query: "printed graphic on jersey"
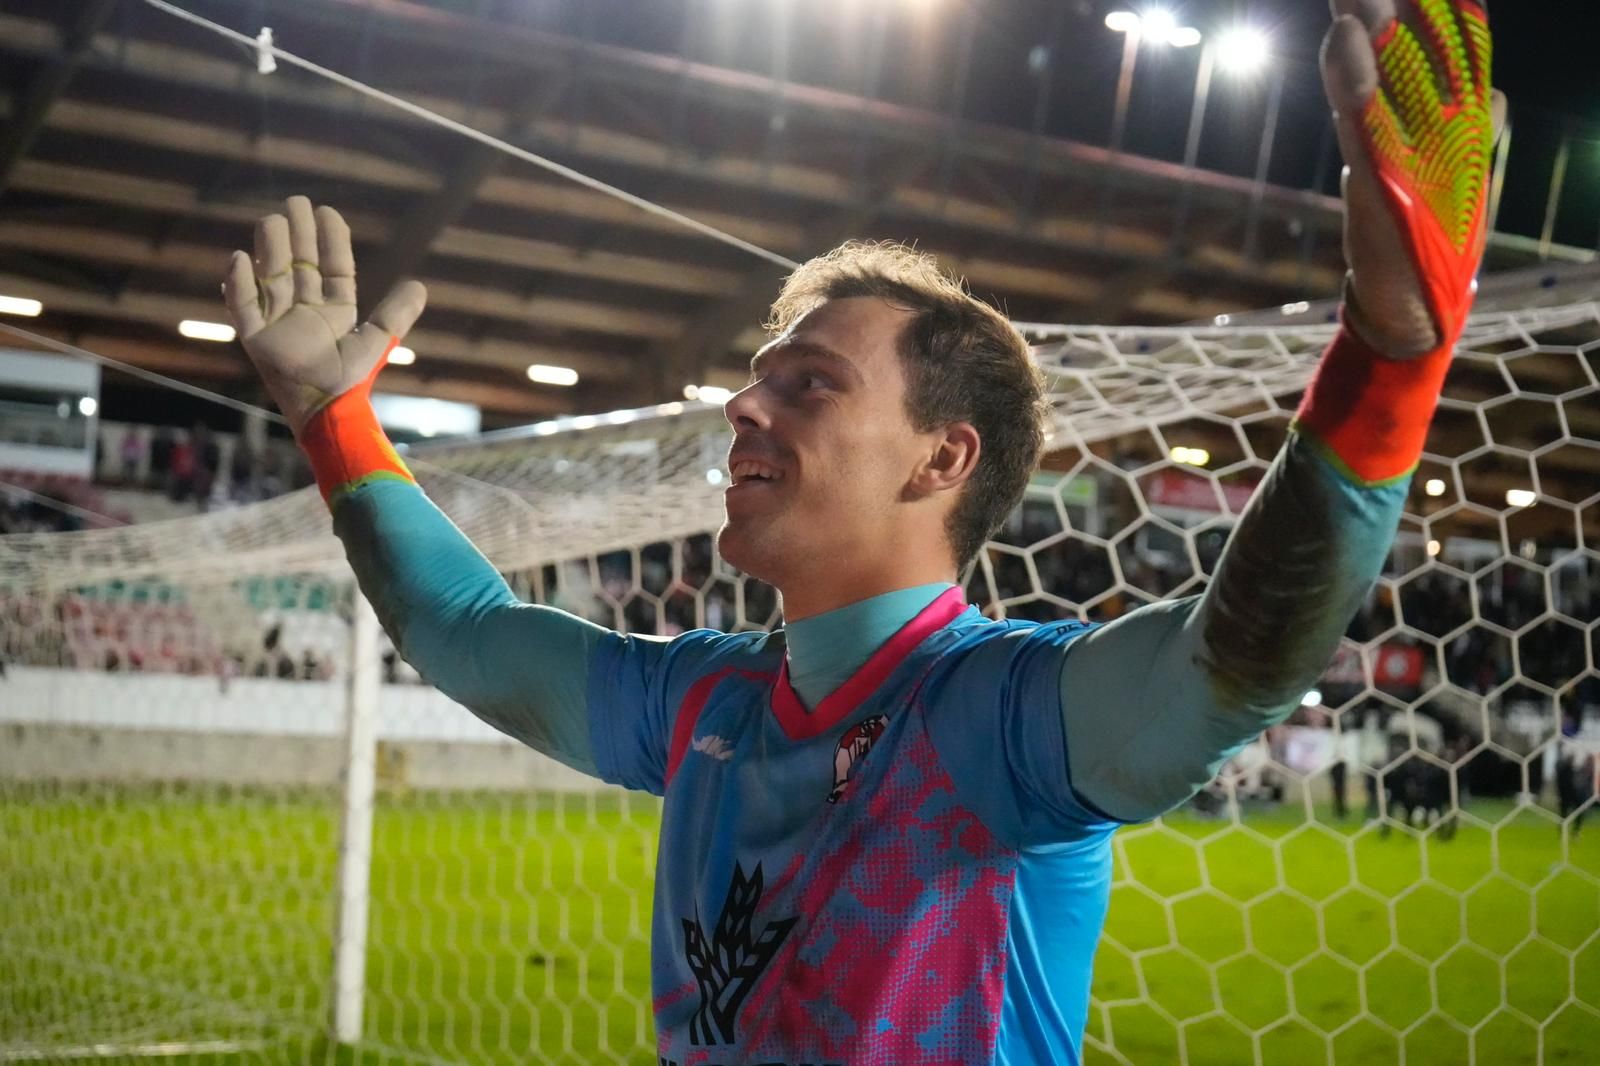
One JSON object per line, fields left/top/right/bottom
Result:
{"left": 692, "top": 734, "right": 735, "bottom": 761}
{"left": 827, "top": 714, "right": 888, "bottom": 803}
{"left": 680, "top": 861, "right": 797, "bottom": 1046}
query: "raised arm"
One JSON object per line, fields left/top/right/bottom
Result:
{"left": 1060, "top": 0, "right": 1499, "bottom": 821}
{"left": 222, "top": 197, "right": 607, "bottom": 775}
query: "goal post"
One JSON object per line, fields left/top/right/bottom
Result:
{"left": 2, "top": 271, "right": 1597, "bottom": 1064}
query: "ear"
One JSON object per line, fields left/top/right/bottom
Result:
{"left": 909, "top": 421, "right": 981, "bottom": 498}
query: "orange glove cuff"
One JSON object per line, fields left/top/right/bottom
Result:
{"left": 296, "top": 337, "right": 414, "bottom": 507}
{"left": 1293, "top": 322, "right": 1452, "bottom": 487}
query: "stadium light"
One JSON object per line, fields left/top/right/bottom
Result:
{"left": 1301, "top": 690, "right": 1323, "bottom": 708}
{"left": 1424, "top": 478, "right": 1447, "bottom": 497}
{"left": 705, "top": 469, "right": 726, "bottom": 486}
{"left": 1141, "top": 9, "right": 1179, "bottom": 44}
{"left": 527, "top": 363, "right": 579, "bottom": 387}
{"left": 0, "top": 295, "right": 43, "bottom": 317}
{"left": 387, "top": 345, "right": 416, "bottom": 365}
{"left": 1105, "top": 11, "right": 1140, "bottom": 33}
{"left": 1428, "top": 539, "right": 1443, "bottom": 557}
{"left": 178, "top": 319, "right": 236, "bottom": 343}
{"left": 78, "top": 396, "right": 98, "bottom": 418}
{"left": 684, "top": 384, "right": 733, "bottom": 405}
{"left": 1104, "top": 9, "right": 1201, "bottom": 48}
{"left": 1506, "top": 489, "right": 1537, "bottom": 508}
{"left": 1216, "top": 27, "right": 1271, "bottom": 75}
{"left": 1170, "top": 446, "right": 1211, "bottom": 467}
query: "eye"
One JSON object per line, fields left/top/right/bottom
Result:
{"left": 801, "top": 372, "right": 831, "bottom": 390}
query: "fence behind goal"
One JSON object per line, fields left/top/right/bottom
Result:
{"left": 3, "top": 267, "right": 1599, "bottom": 1064}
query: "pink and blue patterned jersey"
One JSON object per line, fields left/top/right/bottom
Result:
{"left": 326, "top": 352, "right": 1421, "bottom": 1064}
{"left": 587, "top": 587, "right": 1119, "bottom": 1066}
{"left": 332, "top": 421, "right": 1413, "bottom": 1063}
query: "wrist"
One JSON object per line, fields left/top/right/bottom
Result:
{"left": 1293, "top": 318, "right": 1453, "bottom": 487}
{"left": 295, "top": 351, "right": 414, "bottom": 508}
{"left": 1341, "top": 275, "right": 1440, "bottom": 361}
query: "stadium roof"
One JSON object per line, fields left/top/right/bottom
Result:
{"left": 0, "top": 0, "right": 1593, "bottom": 431}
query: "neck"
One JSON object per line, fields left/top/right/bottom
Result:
{"left": 781, "top": 582, "right": 958, "bottom": 710}
{"left": 777, "top": 560, "right": 959, "bottom": 622}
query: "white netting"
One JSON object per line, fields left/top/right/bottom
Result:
{"left": 3, "top": 279, "right": 1598, "bottom": 1065}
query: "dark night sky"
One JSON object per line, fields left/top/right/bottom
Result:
{"left": 460, "top": 0, "right": 1600, "bottom": 250}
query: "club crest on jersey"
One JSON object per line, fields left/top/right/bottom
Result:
{"left": 828, "top": 714, "right": 888, "bottom": 804}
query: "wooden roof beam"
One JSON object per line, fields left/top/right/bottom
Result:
{"left": 0, "top": 0, "right": 119, "bottom": 196}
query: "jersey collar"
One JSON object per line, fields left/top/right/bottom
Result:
{"left": 770, "top": 586, "right": 970, "bottom": 741}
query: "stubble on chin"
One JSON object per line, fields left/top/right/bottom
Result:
{"left": 715, "top": 518, "right": 782, "bottom": 586}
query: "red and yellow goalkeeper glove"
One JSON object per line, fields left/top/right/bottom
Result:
{"left": 1296, "top": 0, "right": 1499, "bottom": 485}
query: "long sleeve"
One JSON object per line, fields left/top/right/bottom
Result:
{"left": 301, "top": 383, "right": 608, "bottom": 776}
{"left": 1059, "top": 326, "right": 1442, "bottom": 822}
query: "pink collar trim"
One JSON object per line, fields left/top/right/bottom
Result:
{"left": 770, "top": 586, "right": 969, "bottom": 741}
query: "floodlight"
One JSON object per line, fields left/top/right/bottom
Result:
{"left": 1105, "top": 11, "right": 1140, "bottom": 33}
{"left": 685, "top": 384, "right": 733, "bottom": 405}
{"left": 178, "top": 320, "right": 236, "bottom": 342}
{"left": 1216, "top": 27, "right": 1271, "bottom": 75}
{"left": 1141, "top": 9, "right": 1178, "bottom": 43}
{"left": 1424, "top": 479, "right": 1447, "bottom": 497}
{"left": 387, "top": 345, "right": 416, "bottom": 365}
{"left": 526, "top": 363, "right": 579, "bottom": 386}
{"left": 1506, "top": 489, "right": 1536, "bottom": 508}
{"left": 0, "top": 295, "right": 43, "bottom": 317}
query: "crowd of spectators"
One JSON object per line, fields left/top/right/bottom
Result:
{"left": 6, "top": 428, "right": 1598, "bottom": 784}
{"left": 0, "top": 478, "right": 124, "bottom": 534}
{"left": 105, "top": 422, "right": 311, "bottom": 509}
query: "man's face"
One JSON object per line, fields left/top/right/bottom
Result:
{"left": 717, "top": 297, "right": 935, "bottom": 589}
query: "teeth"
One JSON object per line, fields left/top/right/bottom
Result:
{"left": 731, "top": 460, "right": 780, "bottom": 482}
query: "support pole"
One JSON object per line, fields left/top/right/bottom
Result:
{"left": 331, "top": 589, "right": 382, "bottom": 1045}
{"left": 1487, "top": 107, "right": 1513, "bottom": 241}
{"left": 1540, "top": 133, "right": 1571, "bottom": 261}
{"left": 1097, "top": 29, "right": 1142, "bottom": 246}
{"left": 1171, "top": 42, "right": 1216, "bottom": 251}
{"left": 1243, "top": 68, "right": 1286, "bottom": 262}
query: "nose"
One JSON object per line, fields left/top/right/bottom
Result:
{"left": 723, "top": 381, "right": 770, "bottom": 433}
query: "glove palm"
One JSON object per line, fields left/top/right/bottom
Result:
{"left": 222, "top": 196, "right": 426, "bottom": 433}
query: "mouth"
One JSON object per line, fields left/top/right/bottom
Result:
{"left": 727, "top": 458, "right": 785, "bottom": 487}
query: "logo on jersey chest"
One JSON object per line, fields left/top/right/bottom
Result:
{"left": 828, "top": 714, "right": 888, "bottom": 804}
{"left": 681, "top": 862, "right": 797, "bottom": 1047}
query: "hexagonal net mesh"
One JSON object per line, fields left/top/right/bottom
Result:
{"left": 3, "top": 281, "right": 1598, "bottom": 1064}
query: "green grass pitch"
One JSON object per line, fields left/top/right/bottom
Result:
{"left": 3, "top": 786, "right": 1598, "bottom": 1065}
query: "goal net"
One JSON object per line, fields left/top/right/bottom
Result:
{"left": 2, "top": 266, "right": 1597, "bottom": 1065}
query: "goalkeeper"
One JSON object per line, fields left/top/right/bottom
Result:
{"left": 221, "top": 2, "right": 1498, "bottom": 1063}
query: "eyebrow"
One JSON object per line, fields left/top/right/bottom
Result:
{"left": 749, "top": 340, "right": 864, "bottom": 384}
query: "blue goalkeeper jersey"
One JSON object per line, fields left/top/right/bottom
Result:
{"left": 330, "top": 427, "right": 1407, "bottom": 1065}
{"left": 587, "top": 586, "right": 1116, "bottom": 1065}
